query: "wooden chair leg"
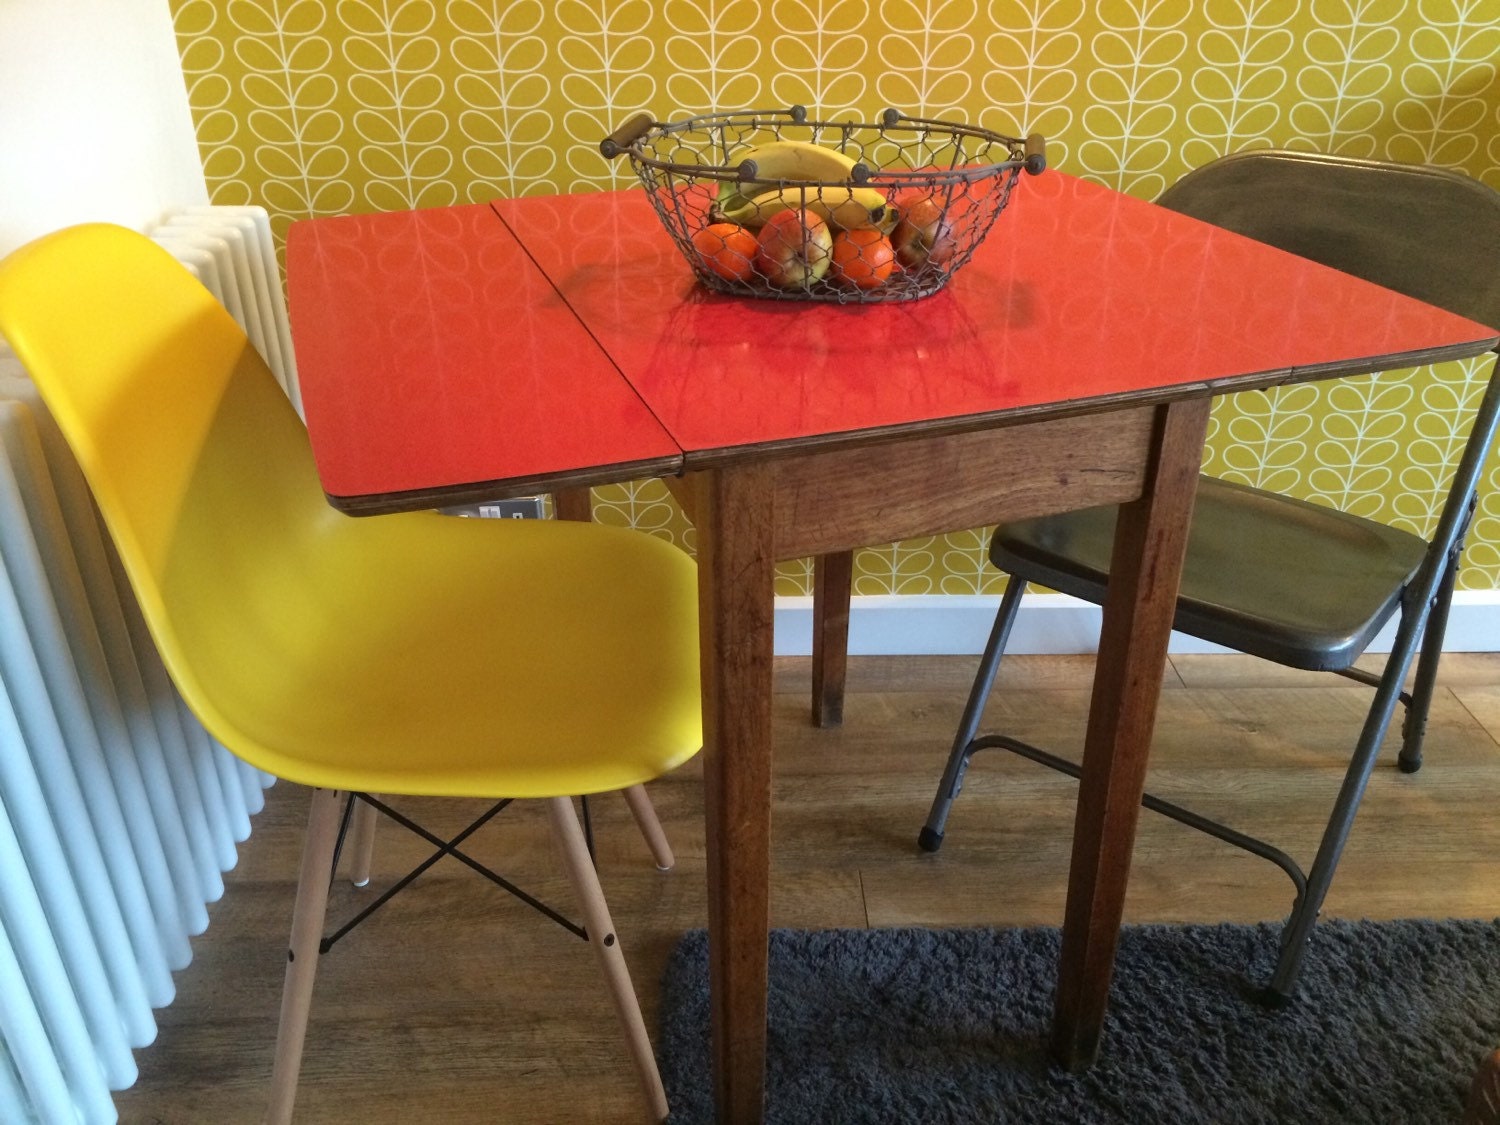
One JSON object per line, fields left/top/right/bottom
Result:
{"left": 345, "top": 796, "right": 379, "bottom": 887}
{"left": 546, "top": 796, "right": 668, "bottom": 1123}
{"left": 622, "top": 784, "right": 674, "bottom": 871}
{"left": 265, "top": 788, "right": 344, "bottom": 1125}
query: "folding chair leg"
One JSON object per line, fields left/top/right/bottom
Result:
{"left": 344, "top": 796, "right": 379, "bottom": 887}
{"left": 920, "top": 577, "right": 1025, "bottom": 852}
{"left": 1267, "top": 657, "right": 1412, "bottom": 1002}
{"left": 621, "top": 784, "right": 674, "bottom": 871}
{"left": 1399, "top": 553, "right": 1459, "bottom": 773}
{"left": 266, "top": 788, "right": 344, "bottom": 1125}
{"left": 546, "top": 796, "right": 668, "bottom": 1123}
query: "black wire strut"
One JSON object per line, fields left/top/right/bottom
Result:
{"left": 319, "top": 792, "right": 586, "bottom": 955}
{"left": 326, "top": 791, "right": 358, "bottom": 892}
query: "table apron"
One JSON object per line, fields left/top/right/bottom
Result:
{"left": 766, "top": 406, "right": 1159, "bottom": 560}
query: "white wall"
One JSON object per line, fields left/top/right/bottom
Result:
{"left": 0, "top": 0, "right": 207, "bottom": 258}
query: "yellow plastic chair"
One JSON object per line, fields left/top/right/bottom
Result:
{"left": 0, "top": 224, "right": 703, "bottom": 1123}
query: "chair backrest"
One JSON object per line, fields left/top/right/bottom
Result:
{"left": 1161, "top": 153, "right": 1500, "bottom": 563}
{"left": 0, "top": 224, "right": 338, "bottom": 729}
{"left": 1157, "top": 150, "right": 1500, "bottom": 333}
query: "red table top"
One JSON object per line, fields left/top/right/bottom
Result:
{"left": 286, "top": 202, "right": 680, "bottom": 506}
{"left": 288, "top": 176, "right": 1498, "bottom": 508}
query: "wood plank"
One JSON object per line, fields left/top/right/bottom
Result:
{"left": 326, "top": 457, "right": 682, "bottom": 517}
{"left": 1170, "top": 652, "right": 1404, "bottom": 689}
{"left": 1452, "top": 682, "right": 1500, "bottom": 745}
{"left": 1173, "top": 655, "right": 1500, "bottom": 740}
{"left": 768, "top": 408, "right": 1156, "bottom": 560}
{"left": 771, "top": 653, "right": 1137, "bottom": 695}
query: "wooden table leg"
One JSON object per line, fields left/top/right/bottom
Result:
{"left": 1051, "top": 397, "right": 1211, "bottom": 1070}
{"left": 553, "top": 486, "right": 593, "bottom": 522}
{"left": 693, "top": 466, "right": 777, "bottom": 1125}
{"left": 811, "top": 551, "right": 853, "bottom": 727}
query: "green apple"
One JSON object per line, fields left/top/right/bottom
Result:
{"left": 754, "top": 208, "right": 833, "bottom": 288}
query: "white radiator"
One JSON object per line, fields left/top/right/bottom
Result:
{"left": 0, "top": 206, "right": 288, "bottom": 1124}
{"left": 148, "top": 206, "right": 301, "bottom": 413}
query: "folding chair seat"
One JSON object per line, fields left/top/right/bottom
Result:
{"left": 918, "top": 151, "right": 1500, "bottom": 1003}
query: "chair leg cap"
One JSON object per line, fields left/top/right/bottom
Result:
{"left": 1397, "top": 756, "right": 1423, "bottom": 774}
{"left": 1256, "top": 985, "right": 1293, "bottom": 1010}
{"left": 918, "top": 826, "right": 944, "bottom": 853}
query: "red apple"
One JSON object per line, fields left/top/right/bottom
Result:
{"left": 754, "top": 209, "right": 833, "bottom": 288}
{"left": 890, "top": 194, "right": 956, "bottom": 270}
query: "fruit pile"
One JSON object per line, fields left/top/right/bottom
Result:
{"left": 605, "top": 106, "right": 1041, "bottom": 303}
{"left": 688, "top": 139, "right": 956, "bottom": 298}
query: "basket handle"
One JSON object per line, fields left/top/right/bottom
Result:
{"left": 1023, "top": 134, "right": 1047, "bottom": 175}
{"left": 600, "top": 113, "right": 655, "bottom": 159}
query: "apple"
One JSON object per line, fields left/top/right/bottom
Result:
{"left": 890, "top": 194, "right": 956, "bottom": 270}
{"left": 754, "top": 208, "right": 833, "bottom": 288}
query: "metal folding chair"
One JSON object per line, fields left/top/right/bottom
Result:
{"left": 919, "top": 151, "right": 1500, "bottom": 1003}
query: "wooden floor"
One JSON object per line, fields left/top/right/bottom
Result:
{"left": 114, "top": 653, "right": 1500, "bottom": 1124}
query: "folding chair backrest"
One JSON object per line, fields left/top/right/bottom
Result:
{"left": 1158, "top": 151, "right": 1500, "bottom": 331}
{"left": 1161, "top": 152, "right": 1500, "bottom": 572}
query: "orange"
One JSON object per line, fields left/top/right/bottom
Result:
{"left": 690, "top": 222, "right": 759, "bottom": 282}
{"left": 829, "top": 228, "right": 896, "bottom": 289}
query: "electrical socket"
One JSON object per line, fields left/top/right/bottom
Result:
{"left": 480, "top": 497, "right": 546, "bottom": 519}
{"left": 442, "top": 496, "right": 546, "bottom": 519}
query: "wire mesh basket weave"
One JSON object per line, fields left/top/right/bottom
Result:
{"left": 601, "top": 105, "right": 1045, "bottom": 304}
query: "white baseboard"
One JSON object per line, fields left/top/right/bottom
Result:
{"left": 772, "top": 590, "right": 1500, "bottom": 657}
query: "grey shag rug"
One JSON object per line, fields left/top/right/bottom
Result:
{"left": 657, "top": 920, "right": 1500, "bottom": 1123}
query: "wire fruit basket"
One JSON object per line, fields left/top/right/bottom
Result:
{"left": 600, "top": 105, "right": 1045, "bottom": 304}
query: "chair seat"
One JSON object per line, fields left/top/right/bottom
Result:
{"left": 174, "top": 511, "right": 702, "bottom": 799}
{"left": 991, "top": 475, "right": 1429, "bottom": 671}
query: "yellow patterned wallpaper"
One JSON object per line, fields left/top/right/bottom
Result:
{"left": 168, "top": 0, "right": 1500, "bottom": 596}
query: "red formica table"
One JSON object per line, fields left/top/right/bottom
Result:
{"left": 286, "top": 172, "right": 1498, "bottom": 1123}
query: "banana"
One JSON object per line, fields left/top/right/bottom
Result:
{"left": 719, "top": 185, "right": 895, "bottom": 233}
{"left": 713, "top": 139, "right": 865, "bottom": 218}
{"left": 735, "top": 138, "right": 859, "bottom": 183}
{"left": 709, "top": 139, "right": 895, "bottom": 234}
